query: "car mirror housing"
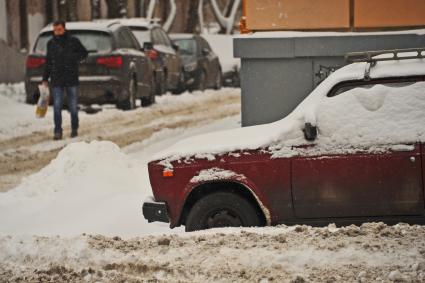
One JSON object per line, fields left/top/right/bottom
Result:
{"left": 172, "top": 43, "right": 179, "bottom": 51}
{"left": 202, "top": 48, "right": 209, "bottom": 56}
{"left": 143, "top": 42, "right": 153, "bottom": 51}
{"left": 303, "top": 122, "right": 317, "bottom": 141}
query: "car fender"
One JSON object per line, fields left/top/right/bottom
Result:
{"left": 178, "top": 171, "right": 272, "bottom": 227}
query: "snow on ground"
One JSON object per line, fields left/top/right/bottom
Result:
{"left": 0, "top": 223, "right": 424, "bottom": 282}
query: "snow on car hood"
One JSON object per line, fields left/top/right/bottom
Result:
{"left": 153, "top": 59, "right": 425, "bottom": 167}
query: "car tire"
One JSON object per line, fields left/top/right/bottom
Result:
{"left": 117, "top": 77, "right": 136, "bottom": 111}
{"left": 172, "top": 70, "right": 186, "bottom": 95}
{"left": 197, "top": 69, "right": 207, "bottom": 92}
{"left": 214, "top": 68, "right": 223, "bottom": 90}
{"left": 156, "top": 71, "right": 166, "bottom": 96}
{"left": 141, "top": 76, "right": 156, "bottom": 107}
{"left": 185, "top": 191, "right": 261, "bottom": 232}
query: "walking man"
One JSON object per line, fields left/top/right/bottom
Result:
{"left": 42, "top": 20, "right": 88, "bottom": 140}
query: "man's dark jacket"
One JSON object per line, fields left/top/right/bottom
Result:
{"left": 42, "top": 32, "right": 88, "bottom": 87}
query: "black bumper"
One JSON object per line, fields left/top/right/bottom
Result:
{"left": 142, "top": 201, "right": 169, "bottom": 223}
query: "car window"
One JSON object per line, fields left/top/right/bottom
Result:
{"left": 34, "top": 31, "right": 112, "bottom": 54}
{"left": 130, "top": 27, "right": 150, "bottom": 46}
{"left": 118, "top": 29, "right": 137, "bottom": 49}
{"left": 173, "top": 39, "right": 197, "bottom": 56}
{"left": 328, "top": 77, "right": 423, "bottom": 97}
{"left": 152, "top": 29, "right": 164, "bottom": 45}
{"left": 316, "top": 79, "right": 425, "bottom": 145}
{"left": 159, "top": 29, "right": 172, "bottom": 47}
{"left": 199, "top": 37, "right": 212, "bottom": 51}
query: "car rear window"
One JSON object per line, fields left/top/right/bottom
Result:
{"left": 129, "top": 27, "right": 150, "bottom": 46}
{"left": 34, "top": 31, "right": 112, "bottom": 54}
{"left": 174, "top": 39, "right": 197, "bottom": 55}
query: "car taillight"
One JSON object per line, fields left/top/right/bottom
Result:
{"left": 26, "top": 56, "right": 46, "bottom": 69}
{"left": 96, "top": 56, "right": 123, "bottom": 68}
{"left": 146, "top": 49, "right": 158, "bottom": 60}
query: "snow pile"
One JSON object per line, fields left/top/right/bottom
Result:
{"left": 0, "top": 141, "right": 157, "bottom": 236}
{"left": 0, "top": 82, "right": 25, "bottom": 102}
{"left": 190, "top": 167, "right": 246, "bottom": 183}
{"left": 0, "top": 223, "right": 424, "bottom": 282}
{"left": 0, "top": 83, "right": 51, "bottom": 139}
{"left": 203, "top": 34, "right": 240, "bottom": 73}
{"left": 154, "top": 59, "right": 425, "bottom": 166}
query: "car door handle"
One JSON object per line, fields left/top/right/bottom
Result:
{"left": 410, "top": 157, "right": 416, "bottom": 162}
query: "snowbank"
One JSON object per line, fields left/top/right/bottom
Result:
{"left": 0, "top": 115, "right": 241, "bottom": 237}
{"left": 1, "top": 223, "right": 424, "bottom": 282}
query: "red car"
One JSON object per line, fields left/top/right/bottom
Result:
{"left": 143, "top": 48, "right": 425, "bottom": 231}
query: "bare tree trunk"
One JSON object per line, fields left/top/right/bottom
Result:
{"left": 186, "top": 0, "right": 199, "bottom": 33}
{"left": 67, "top": 0, "right": 78, "bottom": 21}
{"left": 106, "top": 0, "right": 127, "bottom": 18}
{"left": 91, "top": 0, "right": 101, "bottom": 19}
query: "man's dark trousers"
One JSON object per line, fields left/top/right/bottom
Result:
{"left": 53, "top": 86, "right": 78, "bottom": 135}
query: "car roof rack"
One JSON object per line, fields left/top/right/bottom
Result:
{"left": 345, "top": 47, "right": 425, "bottom": 63}
{"left": 345, "top": 47, "right": 425, "bottom": 80}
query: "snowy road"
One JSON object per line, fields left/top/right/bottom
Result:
{"left": 0, "top": 86, "right": 240, "bottom": 192}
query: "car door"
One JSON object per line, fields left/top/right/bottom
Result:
{"left": 199, "top": 37, "right": 220, "bottom": 87}
{"left": 159, "top": 28, "right": 180, "bottom": 88}
{"left": 291, "top": 78, "right": 425, "bottom": 219}
{"left": 152, "top": 28, "right": 178, "bottom": 88}
{"left": 118, "top": 28, "right": 150, "bottom": 97}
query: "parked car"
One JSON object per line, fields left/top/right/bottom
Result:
{"left": 170, "top": 34, "right": 222, "bottom": 91}
{"left": 143, "top": 48, "right": 425, "bottom": 231}
{"left": 203, "top": 34, "right": 240, "bottom": 87}
{"left": 25, "top": 21, "right": 155, "bottom": 110}
{"left": 108, "top": 18, "right": 185, "bottom": 95}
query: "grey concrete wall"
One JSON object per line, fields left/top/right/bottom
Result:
{"left": 0, "top": 40, "right": 26, "bottom": 83}
{"left": 234, "top": 32, "right": 425, "bottom": 126}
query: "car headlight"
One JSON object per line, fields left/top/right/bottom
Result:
{"left": 184, "top": 62, "right": 197, "bottom": 72}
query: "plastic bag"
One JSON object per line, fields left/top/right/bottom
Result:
{"left": 36, "top": 84, "right": 50, "bottom": 118}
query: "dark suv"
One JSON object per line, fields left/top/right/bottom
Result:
{"left": 25, "top": 21, "right": 155, "bottom": 110}
{"left": 114, "top": 19, "right": 185, "bottom": 95}
{"left": 171, "top": 34, "right": 222, "bottom": 91}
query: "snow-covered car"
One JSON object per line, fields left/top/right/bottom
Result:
{"left": 170, "top": 34, "right": 223, "bottom": 91}
{"left": 25, "top": 21, "right": 156, "bottom": 110}
{"left": 143, "top": 48, "right": 425, "bottom": 232}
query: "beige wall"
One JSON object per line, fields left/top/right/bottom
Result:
{"left": 354, "top": 0, "right": 425, "bottom": 29}
{"left": 246, "top": 0, "right": 350, "bottom": 30}
{"left": 244, "top": 0, "right": 425, "bottom": 31}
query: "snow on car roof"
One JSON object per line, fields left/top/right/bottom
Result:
{"left": 40, "top": 21, "right": 116, "bottom": 33}
{"left": 98, "top": 18, "right": 160, "bottom": 29}
{"left": 153, "top": 57, "right": 425, "bottom": 167}
{"left": 169, "top": 33, "right": 196, "bottom": 40}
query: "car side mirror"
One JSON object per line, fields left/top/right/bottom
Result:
{"left": 172, "top": 43, "right": 179, "bottom": 51}
{"left": 201, "top": 48, "right": 209, "bottom": 56}
{"left": 303, "top": 123, "right": 317, "bottom": 141}
{"left": 143, "top": 42, "right": 153, "bottom": 51}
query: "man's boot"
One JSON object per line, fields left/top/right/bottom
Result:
{"left": 53, "top": 132, "right": 62, "bottom": 140}
{"left": 71, "top": 129, "right": 78, "bottom": 138}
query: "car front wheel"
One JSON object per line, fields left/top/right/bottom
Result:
{"left": 185, "top": 191, "right": 261, "bottom": 232}
{"left": 117, "top": 77, "right": 136, "bottom": 110}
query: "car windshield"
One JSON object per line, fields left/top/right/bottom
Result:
{"left": 174, "top": 39, "right": 197, "bottom": 56}
{"left": 34, "top": 31, "right": 112, "bottom": 54}
{"left": 130, "top": 27, "right": 150, "bottom": 46}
